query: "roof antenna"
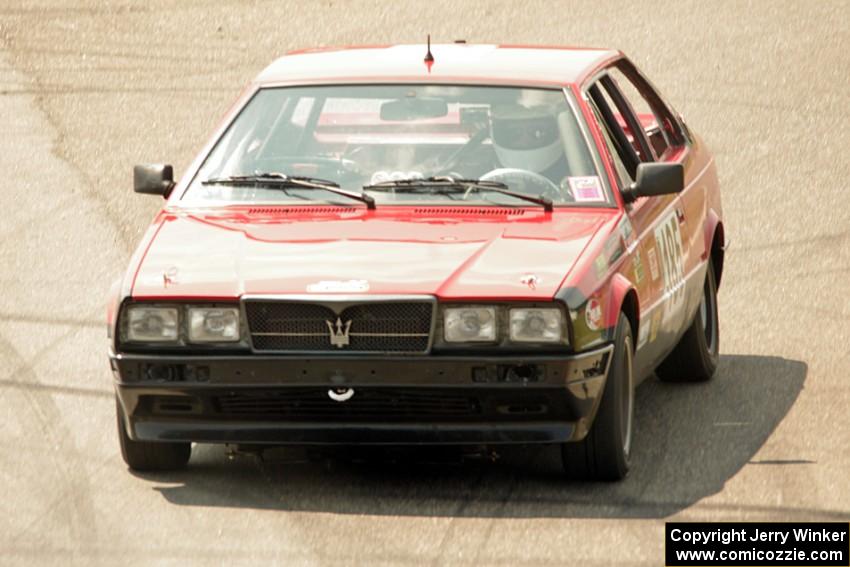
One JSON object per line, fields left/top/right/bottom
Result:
{"left": 423, "top": 34, "right": 435, "bottom": 73}
{"left": 424, "top": 34, "right": 434, "bottom": 63}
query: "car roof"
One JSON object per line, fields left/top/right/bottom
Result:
{"left": 255, "top": 44, "right": 620, "bottom": 87}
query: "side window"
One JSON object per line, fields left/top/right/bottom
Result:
{"left": 586, "top": 95, "right": 633, "bottom": 189}
{"left": 586, "top": 79, "right": 650, "bottom": 180}
{"left": 595, "top": 78, "right": 653, "bottom": 164}
{"left": 607, "top": 68, "right": 669, "bottom": 158}
{"left": 608, "top": 63, "right": 687, "bottom": 158}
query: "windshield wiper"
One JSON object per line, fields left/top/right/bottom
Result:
{"left": 363, "top": 176, "right": 553, "bottom": 212}
{"left": 203, "top": 172, "right": 375, "bottom": 209}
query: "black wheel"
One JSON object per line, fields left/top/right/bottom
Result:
{"left": 656, "top": 261, "right": 719, "bottom": 382}
{"left": 116, "top": 398, "right": 191, "bottom": 472}
{"left": 562, "top": 313, "right": 634, "bottom": 481}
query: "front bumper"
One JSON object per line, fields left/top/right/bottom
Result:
{"left": 111, "top": 345, "right": 613, "bottom": 445}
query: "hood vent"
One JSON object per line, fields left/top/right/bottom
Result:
{"left": 244, "top": 206, "right": 526, "bottom": 216}
{"left": 247, "top": 206, "right": 355, "bottom": 215}
{"left": 413, "top": 207, "right": 526, "bottom": 216}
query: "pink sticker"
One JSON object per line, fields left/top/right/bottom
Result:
{"left": 568, "top": 176, "right": 606, "bottom": 203}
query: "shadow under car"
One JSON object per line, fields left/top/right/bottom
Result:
{"left": 139, "top": 354, "right": 815, "bottom": 519}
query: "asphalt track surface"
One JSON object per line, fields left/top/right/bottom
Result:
{"left": 1, "top": 1, "right": 848, "bottom": 565}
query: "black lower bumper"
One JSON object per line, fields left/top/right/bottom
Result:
{"left": 112, "top": 346, "right": 612, "bottom": 445}
{"left": 133, "top": 420, "right": 577, "bottom": 445}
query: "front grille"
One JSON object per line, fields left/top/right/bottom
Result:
{"left": 245, "top": 300, "right": 433, "bottom": 353}
{"left": 215, "top": 389, "right": 480, "bottom": 421}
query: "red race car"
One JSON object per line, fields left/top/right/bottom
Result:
{"left": 109, "top": 43, "right": 724, "bottom": 480}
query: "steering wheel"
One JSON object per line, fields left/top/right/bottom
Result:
{"left": 479, "top": 168, "right": 567, "bottom": 202}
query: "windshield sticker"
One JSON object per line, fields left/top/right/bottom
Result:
{"left": 306, "top": 280, "right": 370, "bottom": 293}
{"left": 568, "top": 176, "right": 605, "bottom": 202}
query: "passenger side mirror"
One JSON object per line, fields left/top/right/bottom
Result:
{"left": 622, "top": 162, "right": 684, "bottom": 203}
{"left": 134, "top": 164, "right": 175, "bottom": 197}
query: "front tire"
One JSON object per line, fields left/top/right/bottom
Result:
{"left": 656, "top": 261, "right": 719, "bottom": 382}
{"left": 561, "top": 313, "right": 634, "bottom": 481}
{"left": 116, "top": 398, "right": 191, "bottom": 471}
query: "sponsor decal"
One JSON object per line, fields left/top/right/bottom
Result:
{"left": 594, "top": 255, "right": 608, "bottom": 279}
{"left": 654, "top": 210, "right": 686, "bottom": 324}
{"left": 637, "top": 317, "right": 651, "bottom": 349}
{"left": 619, "top": 216, "right": 636, "bottom": 249}
{"left": 585, "top": 298, "right": 603, "bottom": 331}
{"left": 568, "top": 176, "right": 606, "bottom": 202}
{"left": 162, "top": 266, "right": 179, "bottom": 288}
{"left": 633, "top": 249, "right": 644, "bottom": 284}
{"left": 647, "top": 247, "right": 660, "bottom": 281}
{"left": 520, "top": 274, "right": 541, "bottom": 289}
{"left": 604, "top": 233, "right": 624, "bottom": 265}
{"left": 306, "top": 279, "right": 370, "bottom": 293}
{"left": 650, "top": 309, "right": 662, "bottom": 343}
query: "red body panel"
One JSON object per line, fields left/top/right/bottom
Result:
{"left": 130, "top": 207, "right": 613, "bottom": 300}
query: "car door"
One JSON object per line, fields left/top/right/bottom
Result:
{"left": 606, "top": 60, "right": 714, "bottom": 354}
{"left": 582, "top": 63, "right": 692, "bottom": 377}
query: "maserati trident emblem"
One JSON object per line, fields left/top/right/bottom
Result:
{"left": 326, "top": 317, "right": 352, "bottom": 348}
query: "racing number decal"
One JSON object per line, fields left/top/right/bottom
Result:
{"left": 654, "top": 211, "right": 685, "bottom": 323}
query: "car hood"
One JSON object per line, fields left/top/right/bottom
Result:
{"left": 131, "top": 207, "right": 614, "bottom": 300}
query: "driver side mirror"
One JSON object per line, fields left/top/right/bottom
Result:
{"left": 622, "top": 162, "right": 684, "bottom": 203}
{"left": 134, "top": 164, "right": 175, "bottom": 197}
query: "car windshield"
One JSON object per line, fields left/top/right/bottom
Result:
{"left": 182, "top": 84, "right": 609, "bottom": 207}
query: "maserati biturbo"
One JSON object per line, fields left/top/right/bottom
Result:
{"left": 109, "top": 43, "right": 724, "bottom": 480}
